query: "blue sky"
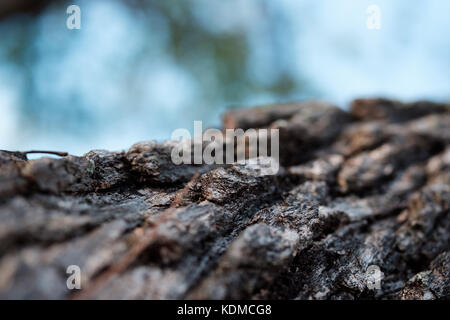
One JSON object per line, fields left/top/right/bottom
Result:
{"left": 0, "top": 0, "right": 449, "bottom": 155}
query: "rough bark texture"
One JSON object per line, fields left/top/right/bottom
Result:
{"left": 0, "top": 98, "right": 449, "bottom": 300}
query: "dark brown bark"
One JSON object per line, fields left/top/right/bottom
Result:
{"left": 0, "top": 98, "right": 449, "bottom": 299}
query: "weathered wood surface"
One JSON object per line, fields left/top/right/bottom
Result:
{"left": 0, "top": 98, "right": 449, "bottom": 299}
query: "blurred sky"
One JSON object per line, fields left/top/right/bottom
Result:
{"left": 0, "top": 0, "right": 449, "bottom": 155}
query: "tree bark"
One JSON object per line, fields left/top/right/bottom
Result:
{"left": 0, "top": 98, "right": 449, "bottom": 299}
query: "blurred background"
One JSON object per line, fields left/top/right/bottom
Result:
{"left": 0, "top": 0, "right": 449, "bottom": 155}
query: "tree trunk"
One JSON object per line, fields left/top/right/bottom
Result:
{"left": 0, "top": 98, "right": 449, "bottom": 299}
